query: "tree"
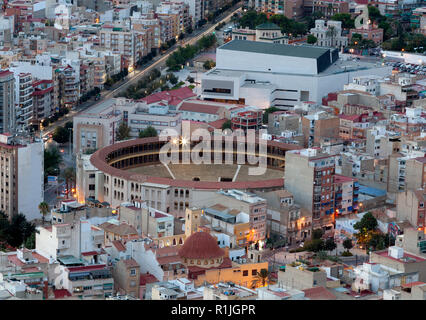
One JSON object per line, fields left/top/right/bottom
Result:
{"left": 354, "top": 212, "right": 378, "bottom": 232}
{"left": 252, "top": 268, "right": 270, "bottom": 288}
{"left": 116, "top": 121, "right": 131, "bottom": 141}
{"left": 312, "top": 228, "right": 324, "bottom": 240}
{"left": 6, "top": 213, "right": 36, "bottom": 248}
{"left": 65, "top": 121, "right": 73, "bottom": 130}
{"left": 262, "top": 107, "right": 280, "bottom": 123}
{"left": 41, "top": 118, "right": 50, "bottom": 128}
{"left": 324, "top": 238, "right": 337, "bottom": 252}
{"left": 38, "top": 202, "right": 49, "bottom": 223}
{"left": 331, "top": 13, "right": 354, "bottom": 29}
{"left": 303, "top": 238, "right": 325, "bottom": 252}
{"left": 343, "top": 238, "right": 353, "bottom": 252}
{"left": 52, "top": 126, "right": 69, "bottom": 144}
{"left": 62, "top": 167, "right": 76, "bottom": 199}
{"left": 222, "top": 119, "right": 232, "bottom": 130}
{"left": 307, "top": 34, "right": 317, "bottom": 44}
{"left": 168, "top": 73, "right": 179, "bottom": 85}
{"left": 326, "top": 26, "right": 337, "bottom": 47}
{"left": 44, "top": 147, "right": 62, "bottom": 177}
{"left": 203, "top": 60, "right": 216, "bottom": 70}
{"left": 139, "top": 126, "right": 158, "bottom": 138}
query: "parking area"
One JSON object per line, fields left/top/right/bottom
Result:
{"left": 384, "top": 61, "right": 426, "bottom": 75}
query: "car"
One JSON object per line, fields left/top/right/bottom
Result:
{"left": 299, "top": 242, "right": 304, "bottom": 248}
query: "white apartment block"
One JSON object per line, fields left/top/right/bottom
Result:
{"left": 0, "top": 134, "right": 43, "bottom": 221}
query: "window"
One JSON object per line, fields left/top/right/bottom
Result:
{"left": 252, "top": 269, "right": 257, "bottom": 276}
{"left": 243, "top": 270, "right": 248, "bottom": 277}
{"left": 130, "top": 269, "right": 136, "bottom": 276}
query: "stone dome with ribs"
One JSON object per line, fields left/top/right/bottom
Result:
{"left": 178, "top": 232, "right": 225, "bottom": 259}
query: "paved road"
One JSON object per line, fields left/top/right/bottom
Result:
{"left": 40, "top": 5, "right": 242, "bottom": 139}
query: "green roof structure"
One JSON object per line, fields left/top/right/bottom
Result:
{"left": 219, "top": 40, "right": 333, "bottom": 60}
{"left": 255, "top": 22, "right": 281, "bottom": 30}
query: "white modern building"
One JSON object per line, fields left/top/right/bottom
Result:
{"left": 201, "top": 40, "right": 392, "bottom": 109}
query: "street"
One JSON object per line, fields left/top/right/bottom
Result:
{"left": 40, "top": 5, "right": 242, "bottom": 139}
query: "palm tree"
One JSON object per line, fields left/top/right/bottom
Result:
{"left": 38, "top": 202, "right": 49, "bottom": 224}
{"left": 252, "top": 268, "right": 270, "bottom": 288}
{"left": 326, "top": 26, "right": 337, "bottom": 47}
{"left": 62, "top": 167, "right": 76, "bottom": 199}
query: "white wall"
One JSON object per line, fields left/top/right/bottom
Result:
{"left": 18, "top": 142, "right": 44, "bottom": 221}
{"left": 217, "top": 49, "right": 319, "bottom": 75}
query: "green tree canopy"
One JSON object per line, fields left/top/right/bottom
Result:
{"left": 52, "top": 126, "right": 70, "bottom": 144}
{"left": 331, "top": 13, "right": 355, "bottom": 29}
{"left": 312, "top": 228, "right": 324, "bottom": 240}
{"left": 44, "top": 147, "right": 62, "bottom": 176}
{"left": 222, "top": 119, "right": 232, "bottom": 130}
{"left": 262, "top": 107, "right": 281, "bottom": 123}
{"left": 303, "top": 238, "right": 325, "bottom": 252}
{"left": 343, "top": 238, "right": 353, "bottom": 252}
{"left": 116, "top": 121, "right": 131, "bottom": 141}
{"left": 354, "top": 212, "right": 378, "bottom": 232}
{"left": 307, "top": 34, "right": 317, "bottom": 44}
{"left": 324, "top": 238, "right": 337, "bottom": 252}
{"left": 139, "top": 126, "right": 158, "bottom": 138}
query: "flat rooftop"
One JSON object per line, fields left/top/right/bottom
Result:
{"left": 206, "top": 58, "right": 389, "bottom": 78}
{"left": 219, "top": 40, "right": 332, "bottom": 60}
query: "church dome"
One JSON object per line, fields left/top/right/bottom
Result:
{"left": 178, "top": 232, "right": 225, "bottom": 259}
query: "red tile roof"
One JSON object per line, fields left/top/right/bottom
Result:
{"left": 179, "top": 102, "right": 222, "bottom": 115}
{"left": 139, "top": 86, "right": 195, "bottom": 105}
{"left": 302, "top": 286, "right": 337, "bottom": 300}
{"left": 154, "top": 211, "right": 167, "bottom": 218}
{"left": 53, "top": 289, "right": 72, "bottom": 299}
{"left": 122, "top": 258, "right": 140, "bottom": 268}
{"left": 81, "top": 251, "right": 98, "bottom": 256}
{"left": 401, "top": 281, "right": 425, "bottom": 288}
{"left": 374, "top": 250, "right": 425, "bottom": 263}
{"left": 140, "top": 273, "right": 158, "bottom": 285}
{"left": 67, "top": 264, "right": 107, "bottom": 273}
{"left": 112, "top": 240, "right": 126, "bottom": 252}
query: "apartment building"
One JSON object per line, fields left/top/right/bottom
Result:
{"left": 100, "top": 25, "right": 146, "bottom": 70}
{"left": 0, "top": 70, "right": 15, "bottom": 134}
{"left": 13, "top": 72, "right": 33, "bottom": 130}
{"left": 370, "top": 246, "right": 426, "bottom": 282}
{"left": 312, "top": 0, "right": 349, "bottom": 19}
{"left": 301, "top": 111, "right": 340, "bottom": 148}
{"left": 268, "top": 111, "right": 300, "bottom": 136}
{"left": 156, "top": 1, "right": 191, "bottom": 34}
{"left": 0, "top": 133, "right": 43, "bottom": 221}
{"left": 396, "top": 189, "right": 425, "bottom": 231}
{"left": 388, "top": 151, "right": 425, "bottom": 194}
{"left": 284, "top": 148, "right": 336, "bottom": 233}
{"left": 278, "top": 262, "right": 327, "bottom": 290}
{"left": 334, "top": 174, "right": 359, "bottom": 216}
{"left": 112, "top": 258, "right": 141, "bottom": 298}
{"left": 200, "top": 203, "right": 251, "bottom": 251}
{"left": 192, "top": 189, "right": 268, "bottom": 244}
{"left": 389, "top": 107, "right": 425, "bottom": 139}
{"left": 232, "top": 23, "right": 288, "bottom": 44}
{"left": 349, "top": 23, "right": 384, "bottom": 45}
{"left": 255, "top": 189, "right": 312, "bottom": 245}
{"left": 249, "top": 0, "right": 284, "bottom": 16}
{"left": 406, "top": 157, "right": 426, "bottom": 191}
{"left": 53, "top": 263, "right": 114, "bottom": 299}
{"left": 119, "top": 201, "right": 174, "bottom": 238}
{"left": 32, "top": 79, "right": 54, "bottom": 123}
{"left": 230, "top": 106, "right": 262, "bottom": 132}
